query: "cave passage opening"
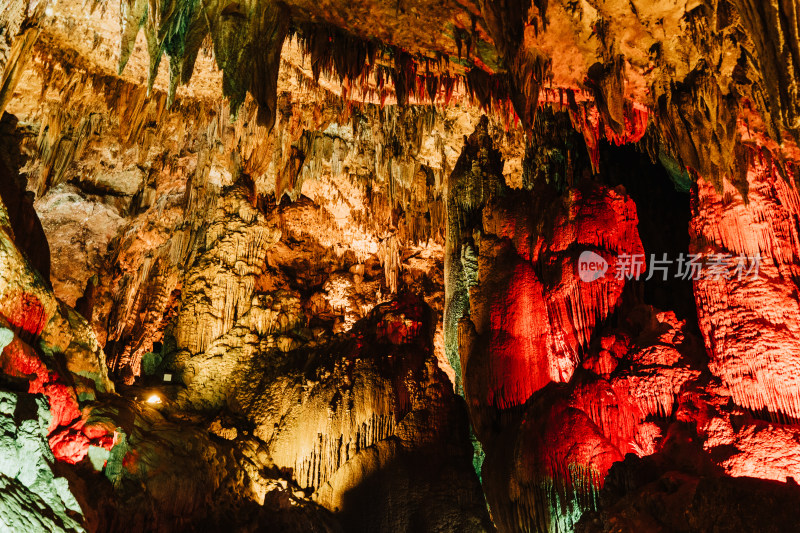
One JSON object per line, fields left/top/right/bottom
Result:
{"left": 598, "top": 141, "right": 698, "bottom": 332}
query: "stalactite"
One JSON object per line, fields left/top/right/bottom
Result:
{"left": 290, "top": 413, "right": 397, "bottom": 490}
{"left": 380, "top": 234, "right": 400, "bottom": 294}
{"left": 0, "top": 9, "right": 42, "bottom": 117}
{"left": 654, "top": 63, "right": 739, "bottom": 191}
{"left": 212, "top": 0, "right": 288, "bottom": 126}
{"left": 34, "top": 110, "right": 102, "bottom": 196}
{"left": 118, "top": 0, "right": 289, "bottom": 127}
{"left": 113, "top": 0, "right": 550, "bottom": 128}
{"left": 566, "top": 94, "right": 649, "bottom": 174}
{"left": 583, "top": 55, "right": 627, "bottom": 135}
{"left": 732, "top": 0, "right": 800, "bottom": 138}
{"left": 289, "top": 22, "right": 378, "bottom": 85}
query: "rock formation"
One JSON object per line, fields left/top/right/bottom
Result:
{"left": 3, "top": 0, "right": 800, "bottom": 531}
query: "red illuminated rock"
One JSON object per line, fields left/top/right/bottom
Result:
{"left": 452, "top": 120, "right": 644, "bottom": 433}
{"left": 692, "top": 146, "right": 800, "bottom": 420}
{"left": 0, "top": 192, "right": 115, "bottom": 466}
{"left": 481, "top": 303, "right": 705, "bottom": 532}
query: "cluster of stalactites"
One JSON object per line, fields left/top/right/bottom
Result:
{"left": 0, "top": 0, "right": 48, "bottom": 118}
{"left": 110, "top": 0, "right": 689, "bottom": 175}
{"left": 114, "top": 0, "right": 555, "bottom": 131}
{"left": 119, "top": 0, "right": 288, "bottom": 127}
{"left": 288, "top": 20, "right": 550, "bottom": 126}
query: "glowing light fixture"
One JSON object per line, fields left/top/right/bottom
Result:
{"left": 146, "top": 394, "right": 162, "bottom": 405}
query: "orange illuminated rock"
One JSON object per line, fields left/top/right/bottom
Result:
{"left": 692, "top": 147, "right": 800, "bottom": 420}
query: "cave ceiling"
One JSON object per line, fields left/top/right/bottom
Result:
{"left": 2, "top": 0, "right": 800, "bottom": 532}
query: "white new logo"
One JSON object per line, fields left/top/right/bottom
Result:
{"left": 578, "top": 251, "right": 608, "bottom": 282}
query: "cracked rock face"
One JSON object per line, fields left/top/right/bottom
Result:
{"left": 4, "top": 0, "right": 800, "bottom": 531}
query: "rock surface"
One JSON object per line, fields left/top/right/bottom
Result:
{"left": 4, "top": 0, "right": 800, "bottom": 531}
